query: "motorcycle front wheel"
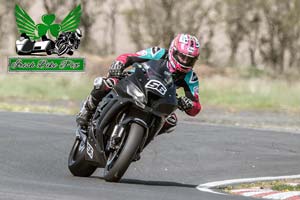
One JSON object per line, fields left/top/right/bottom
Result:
{"left": 103, "top": 123, "right": 144, "bottom": 182}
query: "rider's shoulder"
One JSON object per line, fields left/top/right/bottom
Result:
{"left": 184, "top": 70, "right": 199, "bottom": 83}
{"left": 147, "top": 46, "right": 166, "bottom": 56}
{"left": 136, "top": 47, "right": 167, "bottom": 59}
{"left": 148, "top": 47, "right": 167, "bottom": 57}
{"left": 150, "top": 46, "right": 167, "bottom": 54}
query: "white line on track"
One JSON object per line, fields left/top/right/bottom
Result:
{"left": 197, "top": 174, "right": 300, "bottom": 195}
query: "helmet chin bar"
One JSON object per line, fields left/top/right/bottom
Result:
{"left": 180, "top": 64, "right": 193, "bottom": 70}
{"left": 167, "top": 56, "right": 193, "bottom": 74}
{"left": 173, "top": 50, "right": 198, "bottom": 67}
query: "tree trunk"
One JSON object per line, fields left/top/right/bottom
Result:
{"left": 229, "top": 42, "right": 238, "bottom": 66}
{"left": 249, "top": 47, "right": 256, "bottom": 67}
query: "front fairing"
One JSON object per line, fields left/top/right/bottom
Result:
{"left": 114, "top": 62, "right": 177, "bottom": 116}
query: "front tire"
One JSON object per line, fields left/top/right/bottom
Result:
{"left": 68, "top": 138, "right": 97, "bottom": 177}
{"left": 103, "top": 123, "right": 144, "bottom": 182}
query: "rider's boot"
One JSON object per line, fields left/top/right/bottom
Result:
{"left": 76, "top": 77, "right": 117, "bottom": 129}
{"left": 76, "top": 95, "right": 97, "bottom": 127}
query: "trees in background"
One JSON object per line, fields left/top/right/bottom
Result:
{"left": 0, "top": 0, "right": 31, "bottom": 53}
{"left": 222, "top": 0, "right": 259, "bottom": 66}
{"left": 79, "top": 0, "right": 119, "bottom": 55}
{"left": 124, "top": 0, "right": 300, "bottom": 73}
{"left": 218, "top": 0, "right": 300, "bottom": 72}
{"left": 258, "top": 0, "right": 300, "bottom": 72}
{"left": 124, "top": 0, "right": 217, "bottom": 64}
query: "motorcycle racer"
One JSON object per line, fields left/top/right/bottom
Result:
{"left": 77, "top": 33, "right": 202, "bottom": 135}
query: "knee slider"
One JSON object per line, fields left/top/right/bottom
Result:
{"left": 94, "top": 77, "right": 104, "bottom": 89}
{"left": 165, "top": 113, "right": 177, "bottom": 126}
{"left": 162, "top": 113, "right": 177, "bottom": 134}
{"left": 104, "top": 77, "right": 117, "bottom": 89}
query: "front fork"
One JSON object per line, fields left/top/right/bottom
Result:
{"left": 107, "top": 113, "right": 126, "bottom": 151}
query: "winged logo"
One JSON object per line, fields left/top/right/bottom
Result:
{"left": 15, "top": 4, "right": 81, "bottom": 40}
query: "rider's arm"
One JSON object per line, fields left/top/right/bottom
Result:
{"left": 180, "top": 71, "right": 202, "bottom": 116}
{"left": 116, "top": 47, "right": 167, "bottom": 68}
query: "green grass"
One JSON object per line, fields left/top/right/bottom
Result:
{"left": 220, "top": 179, "right": 300, "bottom": 193}
{"left": 0, "top": 74, "right": 92, "bottom": 101}
{"left": 0, "top": 74, "right": 300, "bottom": 113}
{"left": 272, "top": 184, "right": 300, "bottom": 191}
{"left": 0, "top": 102, "right": 72, "bottom": 114}
{"left": 200, "top": 76, "right": 300, "bottom": 112}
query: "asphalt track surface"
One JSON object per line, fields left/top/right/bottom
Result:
{"left": 0, "top": 112, "right": 299, "bottom": 200}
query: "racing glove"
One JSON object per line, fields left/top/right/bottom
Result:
{"left": 109, "top": 61, "right": 125, "bottom": 78}
{"left": 178, "top": 96, "right": 194, "bottom": 111}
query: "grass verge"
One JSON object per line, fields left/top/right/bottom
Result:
{"left": 1, "top": 74, "right": 300, "bottom": 113}
{"left": 200, "top": 76, "right": 300, "bottom": 112}
{"left": 0, "top": 74, "right": 92, "bottom": 102}
{"left": 0, "top": 102, "right": 74, "bottom": 114}
{"left": 272, "top": 183, "right": 300, "bottom": 191}
{"left": 220, "top": 179, "right": 300, "bottom": 193}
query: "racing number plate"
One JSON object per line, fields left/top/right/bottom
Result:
{"left": 145, "top": 80, "right": 167, "bottom": 95}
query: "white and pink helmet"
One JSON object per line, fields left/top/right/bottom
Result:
{"left": 168, "top": 33, "right": 200, "bottom": 73}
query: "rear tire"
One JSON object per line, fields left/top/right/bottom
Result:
{"left": 103, "top": 123, "right": 144, "bottom": 182}
{"left": 68, "top": 138, "right": 97, "bottom": 177}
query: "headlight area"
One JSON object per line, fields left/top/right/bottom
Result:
{"left": 126, "top": 83, "right": 146, "bottom": 108}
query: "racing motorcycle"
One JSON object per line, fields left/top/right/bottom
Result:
{"left": 54, "top": 36, "right": 76, "bottom": 56}
{"left": 68, "top": 60, "right": 177, "bottom": 182}
{"left": 54, "top": 30, "right": 81, "bottom": 56}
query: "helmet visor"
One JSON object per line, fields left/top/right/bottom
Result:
{"left": 173, "top": 50, "right": 198, "bottom": 68}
